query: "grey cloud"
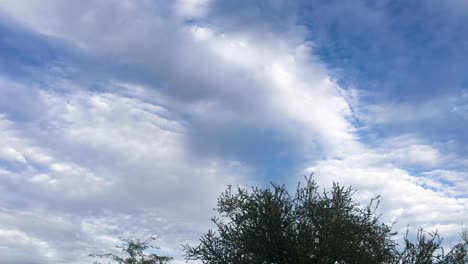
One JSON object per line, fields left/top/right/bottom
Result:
{"left": 0, "top": 80, "right": 253, "bottom": 263}
{"left": 1, "top": 0, "right": 356, "bottom": 162}
{"left": 1, "top": 1, "right": 468, "bottom": 263}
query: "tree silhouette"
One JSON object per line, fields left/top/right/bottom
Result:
{"left": 397, "top": 228, "right": 468, "bottom": 264}
{"left": 89, "top": 236, "right": 172, "bottom": 264}
{"left": 184, "top": 177, "right": 397, "bottom": 264}
{"left": 89, "top": 179, "right": 467, "bottom": 264}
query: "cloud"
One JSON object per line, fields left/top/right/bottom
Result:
{"left": 188, "top": 25, "right": 358, "bottom": 157}
{"left": 0, "top": 110, "right": 112, "bottom": 201}
{"left": 176, "top": 0, "right": 212, "bottom": 18}
{"left": 0, "top": 147, "right": 27, "bottom": 164}
{"left": 1, "top": 0, "right": 360, "bottom": 166}
{"left": 0, "top": 2, "right": 365, "bottom": 261}
{"left": 0, "top": 227, "right": 52, "bottom": 264}
{"left": 355, "top": 89, "right": 468, "bottom": 160}
{"left": 374, "top": 135, "right": 443, "bottom": 168}
{"left": 358, "top": 90, "right": 468, "bottom": 125}
{"left": 0, "top": 1, "right": 468, "bottom": 263}
{"left": 0, "top": 75, "right": 255, "bottom": 262}
{"left": 307, "top": 140, "right": 468, "bottom": 243}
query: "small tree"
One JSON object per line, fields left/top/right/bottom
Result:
{"left": 184, "top": 177, "right": 397, "bottom": 264}
{"left": 89, "top": 236, "right": 172, "bottom": 264}
{"left": 397, "top": 229, "right": 444, "bottom": 264}
{"left": 397, "top": 228, "right": 468, "bottom": 264}
{"left": 440, "top": 227, "right": 468, "bottom": 264}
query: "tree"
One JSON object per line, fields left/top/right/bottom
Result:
{"left": 184, "top": 177, "right": 397, "bottom": 264}
{"left": 87, "top": 180, "right": 466, "bottom": 264}
{"left": 397, "top": 228, "right": 468, "bottom": 264}
{"left": 89, "top": 236, "right": 172, "bottom": 264}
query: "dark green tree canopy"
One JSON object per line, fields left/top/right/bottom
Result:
{"left": 184, "top": 178, "right": 397, "bottom": 264}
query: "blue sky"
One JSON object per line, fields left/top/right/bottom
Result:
{"left": 0, "top": 1, "right": 467, "bottom": 263}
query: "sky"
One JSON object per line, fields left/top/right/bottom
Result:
{"left": 0, "top": 0, "right": 467, "bottom": 263}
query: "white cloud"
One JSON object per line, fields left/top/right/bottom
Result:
{"left": 307, "top": 146, "right": 468, "bottom": 240}
{"left": 0, "top": 147, "right": 27, "bottom": 164}
{"left": 0, "top": 227, "right": 54, "bottom": 263}
{"left": 0, "top": 228, "right": 50, "bottom": 251}
{"left": 0, "top": 0, "right": 358, "bottom": 157}
{"left": 374, "top": 135, "right": 443, "bottom": 168}
{"left": 188, "top": 25, "right": 359, "bottom": 157}
{"left": 0, "top": 1, "right": 467, "bottom": 263}
{"left": 0, "top": 113, "right": 112, "bottom": 199}
{"left": 0, "top": 77, "right": 253, "bottom": 262}
{"left": 175, "top": 0, "right": 212, "bottom": 18}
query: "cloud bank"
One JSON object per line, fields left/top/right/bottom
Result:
{"left": 0, "top": 1, "right": 467, "bottom": 263}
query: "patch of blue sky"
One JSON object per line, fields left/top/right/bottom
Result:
{"left": 0, "top": 17, "right": 116, "bottom": 92}
{"left": 300, "top": 0, "right": 468, "bottom": 101}
{"left": 186, "top": 120, "right": 304, "bottom": 179}
{"left": 198, "top": 1, "right": 468, "bottom": 160}
{"left": 293, "top": 0, "right": 468, "bottom": 160}
{"left": 0, "top": 20, "right": 64, "bottom": 79}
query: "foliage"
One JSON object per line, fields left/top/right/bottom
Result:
{"left": 183, "top": 177, "right": 397, "bottom": 264}
{"left": 89, "top": 236, "right": 172, "bottom": 264}
{"left": 88, "top": 179, "right": 467, "bottom": 264}
{"left": 396, "top": 228, "right": 468, "bottom": 264}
